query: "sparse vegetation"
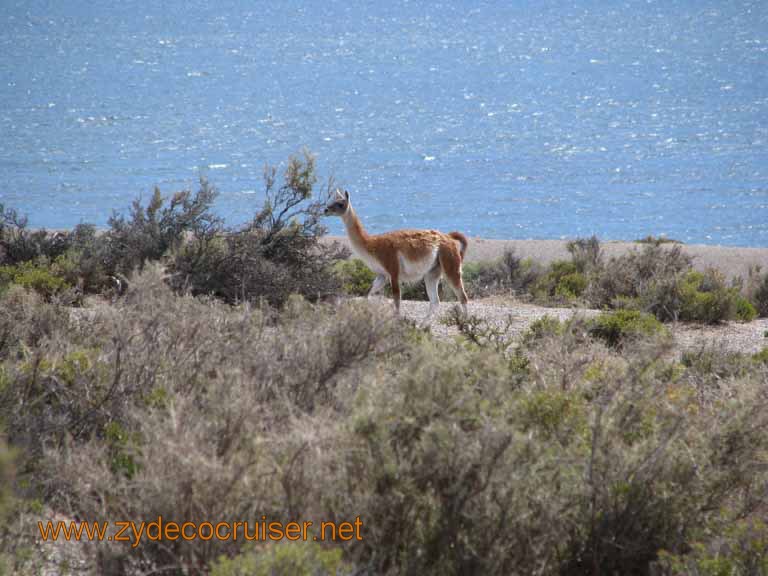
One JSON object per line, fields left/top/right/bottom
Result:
{"left": 1, "top": 171, "right": 767, "bottom": 575}
{"left": 3, "top": 270, "right": 765, "bottom": 574}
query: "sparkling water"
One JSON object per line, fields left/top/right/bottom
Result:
{"left": 2, "top": 0, "right": 767, "bottom": 245}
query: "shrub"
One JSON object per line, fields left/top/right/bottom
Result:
{"left": 3, "top": 238, "right": 768, "bottom": 575}
{"left": 330, "top": 322, "right": 768, "bottom": 575}
{"left": 520, "top": 315, "right": 564, "bottom": 347}
{"left": 734, "top": 295, "right": 757, "bottom": 322}
{"left": 0, "top": 285, "right": 69, "bottom": 361}
{"left": 0, "top": 432, "right": 16, "bottom": 574}
{"left": 744, "top": 266, "right": 768, "bottom": 317}
{"left": 533, "top": 260, "right": 587, "bottom": 303}
{"left": 334, "top": 258, "right": 376, "bottom": 296}
{"left": 678, "top": 269, "right": 739, "bottom": 324}
{"left": 566, "top": 235, "right": 603, "bottom": 273}
{"left": 105, "top": 178, "right": 221, "bottom": 276}
{"left": 463, "top": 249, "right": 543, "bottom": 298}
{"left": 0, "top": 204, "right": 70, "bottom": 266}
{"left": 588, "top": 310, "right": 667, "bottom": 349}
{"left": 636, "top": 235, "right": 682, "bottom": 245}
{"left": 657, "top": 519, "right": 768, "bottom": 575}
{"left": 751, "top": 347, "right": 768, "bottom": 365}
{"left": 555, "top": 271, "right": 588, "bottom": 300}
{"left": 587, "top": 243, "right": 692, "bottom": 313}
{"left": 0, "top": 261, "right": 70, "bottom": 300}
{"left": 444, "top": 307, "right": 521, "bottom": 356}
{"left": 587, "top": 246, "right": 751, "bottom": 324}
{"left": 394, "top": 278, "right": 428, "bottom": 301}
{"left": 1, "top": 268, "right": 407, "bottom": 571}
{"left": 210, "top": 542, "right": 347, "bottom": 576}
{"left": 170, "top": 151, "right": 345, "bottom": 307}
{"left": 52, "top": 223, "right": 111, "bottom": 295}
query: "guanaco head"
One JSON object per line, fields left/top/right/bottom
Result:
{"left": 324, "top": 189, "right": 350, "bottom": 216}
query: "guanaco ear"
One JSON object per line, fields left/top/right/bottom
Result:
{"left": 334, "top": 188, "right": 345, "bottom": 201}
{"left": 344, "top": 190, "right": 350, "bottom": 201}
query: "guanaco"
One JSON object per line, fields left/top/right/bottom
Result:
{"left": 324, "top": 189, "right": 468, "bottom": 325}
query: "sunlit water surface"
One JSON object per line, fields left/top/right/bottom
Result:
{"left": 1, "top": 1, "right": 767, "bottom": 245}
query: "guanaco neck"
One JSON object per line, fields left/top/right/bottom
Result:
{"left": 341, "top": 205, "right": 371, "bottom": 253}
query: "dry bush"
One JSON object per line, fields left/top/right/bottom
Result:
{"left": 0, "top": 204, "right": 70, "bottom": 266}
{"left": 104, "top": 178, "right": 221, "bottom": 276}
{"left": 0, "top": 285, "right": 69, "bottom": 361}
{"left": 463, "top": 249, "right": 543, "bottom": 299}
{"left": 170, "top": 151, "right": 345, "bottom": 307}
{"left": 2, "top": 266, "right": 768, "bottom": 575}
{"left": 51, "top": 223, "right": 111, "bottom": 295}
{"left": 2, "top": 267, "right": 405, "bottom": 572}
{"left": 586, "top": 243, "right": 693, "bottom": 313}
{"left": 567, "top": 236, "right": 603, "bottom": 274}
{"left": 744, "top": 265, "right": 768, "bottom": 318}
{"left": 315, "top": 323, "right": 768, "bottom": 575}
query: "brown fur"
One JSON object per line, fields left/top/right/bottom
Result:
{"left": 325, "top": 190, "right": 468, "bottom": 318}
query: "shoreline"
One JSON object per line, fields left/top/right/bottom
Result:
{"left": 326, "top": 235, "right": 768, "bottom": 281}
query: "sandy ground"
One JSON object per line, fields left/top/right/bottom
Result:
{"left": 326, "top": 236, "right": 768, "bottom": 281}
{"left": 394, "top": 297, "right": 768, "bottom": 356}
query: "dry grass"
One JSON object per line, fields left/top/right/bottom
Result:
{"left": 0, "top": 265, "right": 766, "bottom": 575}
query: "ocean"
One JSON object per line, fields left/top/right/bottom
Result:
{"left": 2, "top": 0, "right": 767, "bottom": 246}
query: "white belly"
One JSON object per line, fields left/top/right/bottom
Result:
{"left": 350, "top": 243, "right": 438, "bottom": 283}
{"left": 398, "top": 248, "right": 439, "bottom": 282}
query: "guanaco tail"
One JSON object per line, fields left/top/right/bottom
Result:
{"left": 324, "top": 189, "right": 469, "bottom": 325}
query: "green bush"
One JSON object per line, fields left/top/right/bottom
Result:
{"left": 210, "top": 542, "right": 347, "bottom": 576}
{"left": 678, "top": 269, "right": 740, "bottom": 324}
{"left": 520, "top": 315, "right": 564, "bottom": 347}
{"left": 588, "top": 309, "right": 667, "bottom": 348}
{"left": 752, "top": 347, "right": 768, "bottom": 365}
{"left": 334, "top": 258, "right": 376, "bottom": 296}
{"left": 555, "top": 271, "right": 588, "bottom": 299}
{"left": 586, "top": 245, "right": 752, "bottom": 324}
{"left": 636, "top": 235, "right": 682, "bottom": 245}
{"left": 734, "top": 295, "right": 757, "bottom": 322}
{"left": 533, "top": 260, "right": 587, "bottom": 303}
{"left": 52, "top": 223, "right": 111, "bottom": 295}
{"left": 0, "top": 261, "right": 70, "bottom": 300}
{"left": 658, "top": 519, "right": 768, "bottom": 575}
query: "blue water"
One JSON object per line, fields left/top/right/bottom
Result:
{"left": 2, "top": 1, "right": 767, "bottom": 246}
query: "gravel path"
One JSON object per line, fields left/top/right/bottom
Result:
{"left": 394, "top": 297, "right": 768, "bottom": 355}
